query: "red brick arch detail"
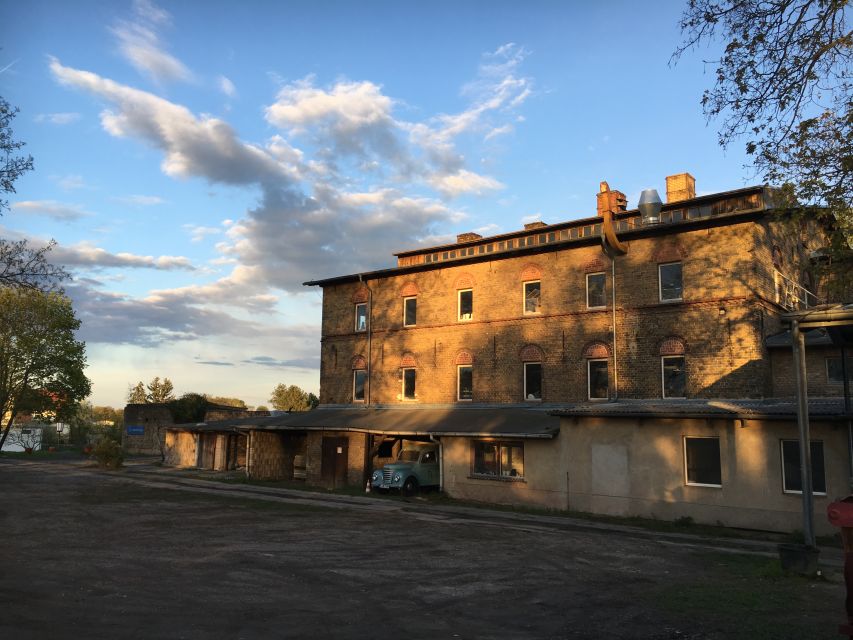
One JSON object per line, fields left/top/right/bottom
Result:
{"left": 352, "top": 287, "right": 369, "bottom": 304}
{"left": 519, "top": 344, "right": 544, "bottom": 362}
{"left": 400, "top": 353, "right": 417, "bottom": 368}
{"left": 455, "top": 349, "right": 474, "bottom": 365}
{"left": 520, "top": 264, "right": 542, "bottom": 281}
{"left": 351, "top": 355, "right": 367, "bottom": 370}
{"left": 582, "top": 341, "right": 611, "bottom": 359}
{"left": 651, "top": 244, "right": 688, "bottom": 264}
{"left": 454, "top": 273, "right": 475, "bottom": 290}
{"left": 659, "top": 337, "right": 686, "bottom": 356}
{"left": 583, "top": 257, "right": 607, "bottom": 273}
{"left": 400, "top": 281, "right": 419, "bottom": 297}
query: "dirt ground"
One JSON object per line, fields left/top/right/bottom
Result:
{"left": 0, "top": 459, "right": 844, "bottom": 640}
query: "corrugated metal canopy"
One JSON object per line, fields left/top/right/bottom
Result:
{"left": 171, "top": 405, "right": 560, "bottom": 439}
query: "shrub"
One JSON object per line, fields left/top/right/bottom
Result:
{"left": 92, "top": 439, "right": 124, "bottom": 469}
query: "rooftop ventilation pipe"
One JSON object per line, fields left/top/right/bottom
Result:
{"left": 638, "top": 189, "right": 662, "bottom": 225}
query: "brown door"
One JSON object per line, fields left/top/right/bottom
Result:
{"left": 321, "top": 437, "right": 348, "bottom": 488}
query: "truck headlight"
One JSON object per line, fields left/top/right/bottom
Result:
{"left": 393, "top": 473, "right": 401, "bottom": 483}
{"left": 371, "top": 470, "right": 382, "bottom": 481}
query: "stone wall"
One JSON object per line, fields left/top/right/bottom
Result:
{"left": 247, "top": 431, "right": 287, "bottom": 480}
{"left": 123, "top": 404, "right": 173, "bottom": 455}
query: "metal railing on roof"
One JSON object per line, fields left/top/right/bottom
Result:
{"left": 774, "top": 269, "right": 823, "bottom": 310}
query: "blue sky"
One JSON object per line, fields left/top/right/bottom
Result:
{"left": 1, "top": 0, "right": 752, "bottom": 408}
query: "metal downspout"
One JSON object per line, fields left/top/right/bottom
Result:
{"left": 792, "top": 320, "right": 816, "bottom": 547}
{"left": 842, "top": 345, "right": 853, "bottom": 486}
{"left": 358, "top": 274, "right": 373, "bottom": 407}
{"left": 611, "top": 257, "right": 618, "bottom": 401}
{"left": 429, "top": 435, "right": 443, "bottom": 492}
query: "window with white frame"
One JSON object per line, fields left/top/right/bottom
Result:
{"left": 403, "top": 296, "right": 417, "bottom": 327}
{"left": 457, "top": 365, "right": 473, "bottom": 401}
{"left": 586, "top": 272, "right": 606, "bottom": 309}
{"left": 355, "top": 302, "right": 367, "bottom": 332}
{"left": 684, "top": 437, "right": 721, "bottom": 487}
{"left": 458, "top": 289, "right": 473, "bottom": 321}
{"left": 353, "top": 369, "right": 367, "bottom": 402}
{"left": 662, "top": 356, "right": 686, "bottom": 398}
{"left": 781, "top": 440, "right": 826, "bottom": 494}
{"left": 587, "top": 359, "right": 609, "bottom": 400}
{"left": 523, "top": 362, "right": 542, "bottom": 400}
{"left": 402, "top": 368, "right": 417, "bottom": 400}
{"left": 523, "top": 280, "right": 541, "bottom": 314}
{"left": 659, "top": 262, "right": 683, "bottom": 301}
{"left": 472, "top": 440, "right": 524, "bottom": 479}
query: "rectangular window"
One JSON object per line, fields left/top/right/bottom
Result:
{"left": 548, "top": 232, "right": 556, "bottom": 242}
{"left": 457, "top": 365, "right": 473, "bottom": 401}
{"left": 662, "top": 356, "right": 686, "bottom": 398}
{"left": 586, "top": 272, "right": 606, "bottom": 309}
{"left": 402, "top": 368, "right": 416, "bottom": 400}
{"left": 781, "top": 440, "right": 826, "bottom": 494}
{"left": 472, "top": 440, "right": 524, "bottom": 479}
{"left": 486, "top": 244, "right": 494, "bottom": 253}
{"left": 353, "top": 370, "right": 367, "bottom": 402}
{"left": 524, "top": 362, "right": 542, "bottom": 401}
{"left": 659, "top": 262, "right": 683, "bottom": 301}
{"left": 827, "top": 357, "right": 852, "bottom": 384}
{"left": 684, "top": 437, "right": 722, "bottom": 487}
{"left": 538, "top": 234, "right": 546, "bottom": 244}
{"left": 354, "top": 302, "right": 367, "bottom": 332}
{"left": 478, "top": 245, "right": 485, "bottom": 254}
{"left": 588, "top": 359, "right": 609, "bottom": 400}
{"left": 506, "top": 239, "right": 514, "bottom": 249}
{"left": 458, "top": 289, "right": 473, "bottom": 321}
{"left": 403, "top": 296, "right": 417, "bottom": 327}
{"left": 523, "top": 281, "right": 541, "bottom": 314}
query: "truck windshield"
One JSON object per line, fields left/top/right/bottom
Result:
{"left": 398, "top": 450, "right": 420, "bottom": 462}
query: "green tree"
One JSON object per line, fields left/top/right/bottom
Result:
{"left": 204, "top": 395, "right": 247, "bottom": 408}
{"left": 0, "top": 288, "right": 91, "bottom": 450}
{"left": 146, "top": 377, "right": 175, "bottom": 403}
{"left": 1, "top": 96, "right": 33, "bottom": 213}
{"left": 269, "top": 384, "right": 315, "bottom": 412}
{"left": 674, "top": 0, "right": 852, "bottom": 288}
{"left": 127, "top": 381, "right": 147, "bottom": 404}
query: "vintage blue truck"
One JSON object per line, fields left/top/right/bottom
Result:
{"left": 370, "top": 441, "right": 439, "bottom": 496}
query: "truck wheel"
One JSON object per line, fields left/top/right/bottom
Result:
{"left": 401, "top": 477, "right": 419, "bottom": 497}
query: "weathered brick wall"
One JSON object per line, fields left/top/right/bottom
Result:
{"left": 319, "top": 221, "right": 792, "bottom": 404}
{"left": 164, "top": 431, "right": 197, "bottom": 467}
{"left": 770, "top": 347, "right": 848, "bottom": 397}
{"left": 123, "top": 404, "right": 173, "bottom": 454}
{"left": 247, "top": 431, "right": 287, "bottom": 480}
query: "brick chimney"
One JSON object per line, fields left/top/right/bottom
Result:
{"left": 596, "top": 181, "right": 627, "bottom": 217}
{"left": 456, "top": 232, "right": 483, "bottom": 243}
{"left": 523, "top": 221, "right": 547, "bottom": 230}
{"left": 665, "top": 172, "right": 696, "bottom": 203}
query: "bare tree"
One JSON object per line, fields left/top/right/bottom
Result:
{"left": 1, "top": 97, "right": 33, "bottom": 214}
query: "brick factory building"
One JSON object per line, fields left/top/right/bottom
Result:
{"left": 163, "top": 173, "right": 852, "bottom": 535}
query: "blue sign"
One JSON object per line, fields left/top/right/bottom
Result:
{"left": 126, "top": 425, "right": 145, "bottom": 436}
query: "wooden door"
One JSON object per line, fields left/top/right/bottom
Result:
{"left": 321, "top": 437, "right": 348, "bottom": 488}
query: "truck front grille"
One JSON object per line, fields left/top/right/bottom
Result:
{"left": 382, "top": 469, "right": 394, "bottom": 484}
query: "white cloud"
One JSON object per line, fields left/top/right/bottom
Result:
{"left": 55, "top": 174, "right": 87, "bottom": 190}
{"left": 11, "top": 200, "right": 90, "bottom": 220}
{"left": 34, "top": 112, "right": 80, "bottom": 125}
{"left": 183, "top": 224, "right": 221, "bottom": 243}
{"left": 485, "top": 124, "right": 513, "bottom": 141}
{"left": 218, "top": 75, "right": 237, "bottom": 98}
{"left": 521, "top": 213, "right": 543, "bottom": 225}
{"left": 429, "top": 170, "right": 504, "bottom": 198}
{"left": 111, "top": 0, "right": 191, "bottom": 84}
{"left": 51, "top": 241, "right": 195, "bottom": 271}
{"left": 116, "top": 194, "right": 165, "bottom": 205}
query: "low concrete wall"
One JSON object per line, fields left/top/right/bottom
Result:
{"left": 123, "top": 404, "right": 173, "bottom": 455}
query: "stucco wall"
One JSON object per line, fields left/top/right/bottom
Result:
{"left": 441, "top": 434, "right": 570, "bottom": 510}
{"left": 562, "top": 416, "right": 848, "bottom": 535}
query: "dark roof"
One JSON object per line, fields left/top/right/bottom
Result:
{"left": 550, "top": 398, "right": 850, "bottom": 420}
{"left": 765, "top": 328, "right": 836, "bottom": 348}
{"left": 172, "top": 405, "right": 561, "bottom": 439}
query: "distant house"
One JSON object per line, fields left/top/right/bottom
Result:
{"left": 163, "top": 173, "right": 852, "bottom": 535}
